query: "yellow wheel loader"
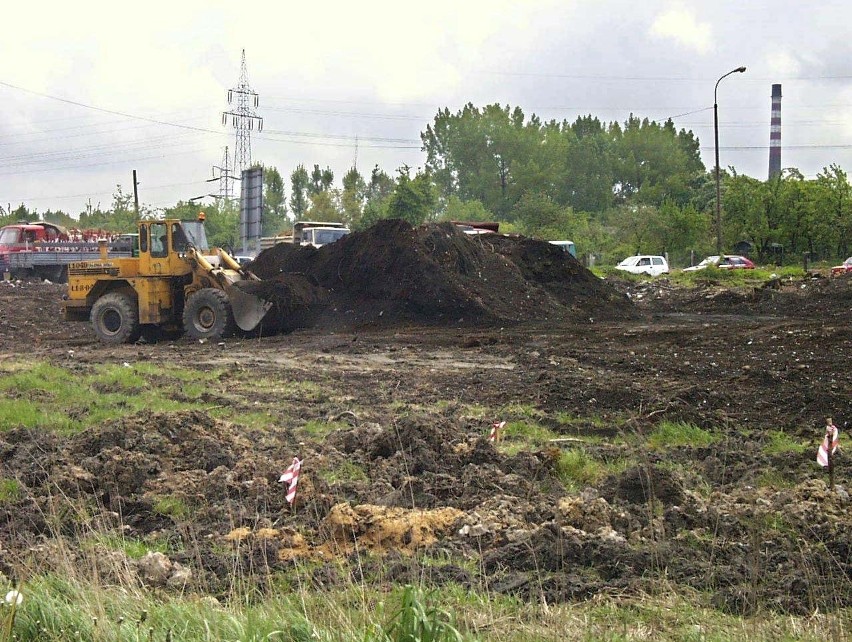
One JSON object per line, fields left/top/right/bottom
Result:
{"left": 63, "top": 218, "right": 271, "bottom": 344}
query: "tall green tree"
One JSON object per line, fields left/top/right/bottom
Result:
{"left": 260, "top": 165, "right": 287, "bottom": 235}
{"left": 562, "top": 116, "right": 614, "bottom": 212}
{"left": 306, "top": 191, "right": 342, "bottom": 222}
{"left": 289, "top": 165, "right": 310, "bottom": 221}
{"left": 813, "top": 164, "right": 852, "bottom": 256}
{"left": 512, "top": 192, "right": 572, "bottom": 239}
{"left": 422, "top": 103, "right": 539, "bottom": 218}
{"left": 341, "top": 167, "right": 366, "bottom": 227}
{"left": 309, "top": 164, "right": 334, "bottom": 196}
{"left": 385, "top": 167, "right": 437, "bottom": 226}
{"left": 611, "top": 116, "right": 704, "bottom": 206}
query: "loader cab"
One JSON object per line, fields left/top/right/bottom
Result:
{"left": 137, "top": 220, "right": 196, "bottom": 276}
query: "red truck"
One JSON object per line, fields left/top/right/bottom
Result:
{"left": 0, "top": 221, "right": 134, "bottom": 282}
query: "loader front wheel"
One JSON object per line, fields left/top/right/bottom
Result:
{"left": 91, "top": 292, "right": 141, "bottom": 344}
{"left": 183, "top": 288, "right": 235, "bottom": 340}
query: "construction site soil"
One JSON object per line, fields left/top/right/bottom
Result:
{"left": 0, "top": 221, "right": 851, "bottom": 616}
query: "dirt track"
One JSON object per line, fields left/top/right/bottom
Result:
{"left": 1, "top": 268, "right": 852, "bottom": 614}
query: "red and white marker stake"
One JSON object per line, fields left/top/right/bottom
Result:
{"left": 817, "top": 426, "right": 839, "bottom": 468}
{"left": 278, "top": 457, "right": 302, "bottom": 504}
{"left": 489, "top": 421, "right": 506, "bottom": 443}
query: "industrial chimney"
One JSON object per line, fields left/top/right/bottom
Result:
{"left": 768, "top": 84, "right": 782, "bottom": 179}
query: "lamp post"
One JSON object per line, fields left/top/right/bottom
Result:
{"left": 714, "top": 66, "right": 746, "bottom": 255}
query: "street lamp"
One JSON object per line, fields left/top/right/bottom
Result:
{"left": 714, "top": 65, "right": 746, "bottom": 255}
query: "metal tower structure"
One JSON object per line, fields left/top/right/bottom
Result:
{"left": 769, "top": 84, "right": 782, "bottom": 179}
{"left": 222, "top": 49, "right": 263, "bottom": 172}
{"left": 212, "top": 146, "right": 235, "bottom": 202}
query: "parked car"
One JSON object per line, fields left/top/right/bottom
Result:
{"left": 683, "top": 255, "right": 755, "bottom": 272}
{"left": 831, "top": 257, "right": 852, "bottom": 276}
{"left": 614, "top": 255, "right": 669, "bottom": 276}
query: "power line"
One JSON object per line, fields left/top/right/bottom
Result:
{"left": 0, "top": 146, "right": 209, "bottom": 176}
{"left": 6, "top": 179, "right": 212, "bottom": 203}
{"left": 476, "top": 70, "right": 852, "bottom": 82}
{"left": 0, "top": 79, "right": 222, "bottom": 136}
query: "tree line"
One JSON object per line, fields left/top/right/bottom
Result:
{"left": 3, "top": 103, "right": 851, "bottom": 265}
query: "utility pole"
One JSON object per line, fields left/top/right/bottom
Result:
{"left": 211, "top": 146, "right": 235, "bottom": 202}
{"left": 132, "top": 170, "right": 140, "bottom": 216}
{"left": 713, "top": 66, "right": 746, "bottom": 256}
{"left": 222, "top": 49, "right": 262, "bottom": 173}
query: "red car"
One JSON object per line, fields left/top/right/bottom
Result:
{"left": 831, "top": 257, "right": 852, "bottom": 276}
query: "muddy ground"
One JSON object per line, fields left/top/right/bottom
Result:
{"left": 0, "top": 237, "right": 851, "bottom": 616}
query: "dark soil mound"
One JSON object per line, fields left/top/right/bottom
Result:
{"left": 624, "top": 274, "right": 852, "bottom": 319}
{"left": 249, "top": 220, "right": 634, "bottom": 330}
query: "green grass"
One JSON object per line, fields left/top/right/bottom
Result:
{"left": 0, "top": 361, "right": 224, "bottom": 434}
{"left": 499, "top": 421, "right": 558, "bottom": 453}
{"left": 302, "top": 420, "right": 348, "bottom": 440}
{"left": 672, "top": 265, "right": 806, "bottom": 287}
{"left": 320, "top": 461, "right": 369, "bottom": 484}
{"left": 84, "top": 534, "right": 171, "bottom": 560}
{"left": 554, "top": 449, "right": 608, "bottom": 489}
{"left": 0, "top": 478, "right": 22, "bottom": 504}
{"left": 502, "top": 403, "right": 545, "bottom": 420}
{"left": 647, "top": 421, "right": 717, "bottom": 449}
{"left": 763, "top": 430, "right": 807, "bottom": 456}
{"left": 756, "top": 469, "right": 797, "bottom": 490}
{"left": 0, "top": 399, "right": 43, "bottom": 430}
{"left": 2, "top": 574, "right": 847, "bottom": 642}
{"left": 151, "top": 496, "right": 190, "bottom": 521}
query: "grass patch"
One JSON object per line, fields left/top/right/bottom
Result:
{"left": 499, "top": 421, "right": 557, "bottom": 454}
{"left": 151, "top": 496, "right": 189, "bottom": 521}
{"left": 503, "top": 403, "right": 545, "bottom": 420}
{"left": 757, "top": 469, "right": 797, "bottom": 490}
{"left": 647, "top": 421, "right": 717, "bottom": 449}
{"left": 84, "top": 534, "right": 170, "bottom": 560}
{"left": 0, "top": 360, "right": 219, "bottom": 434}
{"left": 95, "top": 364, "right": 148, "bottom": 390}
{"left": 554, "top": 449, "right": 608, "bottom": 489}
{"left": 763, "top": 430, "right": 807, "bottom": 456}
{"left": 0, "top": 399, "right": 41, "bottom": 430}
{"left": 302, "top": 420, "right": 348, "bottom": 440}
{"left": 320, "top": 461, "right": 369, "bottom": 484}
{"left": 6, "top": 573, "right": 847, "bottom": 642}
{"left": 0, "top": 478, "right": 22, "bottom": 504}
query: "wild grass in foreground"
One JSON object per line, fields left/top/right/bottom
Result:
{"left": 0, "top": 575, "right": 847, "bottom": 642}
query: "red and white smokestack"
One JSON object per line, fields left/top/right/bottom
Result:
{"left": 769, "top": 84, "right": 782, "bottom": 179}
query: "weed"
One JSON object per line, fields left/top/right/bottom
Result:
{"left": 85, "top": 534, "right": 170, "bottom": 560}
{"left": 152, "top": 496, "right": 189, "bottom": 520}
{"left": 555, "top": 449, "right": 608, "bottom": 489}
{"left": 381, "top": 585, "right": 463, "bottom": 642}
{"left": 648, "top": 421, "right": 717, "bottom": 449}
{"left": 320, "top": 461, "right": 369, "bottom": 484}
{"left": 756, "top": 469, "right": 796, "bottom": 490}
{"left": 303, "top": 420, "right": 348, "bottom": 440}
{"left": 763, "top": 431, "right": 807, "bottom": 456}
{"left": 503, "top": 403, "right": 545, "bottom": 420}
{"left": 0, "top": 479, "right": 21, "bottom": 504}
{"left": 500, "top": 421, "right": 557, "bottom": 453}
{"left": 0, "top": 400, "right": 40, "bottom": 430}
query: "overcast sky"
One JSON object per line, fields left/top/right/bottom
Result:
{"left": 1, "top": 0, "right": 850, "bottom": 217}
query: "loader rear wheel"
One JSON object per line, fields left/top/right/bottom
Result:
{"left": 183, "top": 288, "right": 235, "bottom": 340}
{"left": 91, "top": 292, "right": 141, "bottom": 344}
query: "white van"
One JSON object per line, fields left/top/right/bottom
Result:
{"left": 615, "top": 255, "right": 669, "bottom": 276}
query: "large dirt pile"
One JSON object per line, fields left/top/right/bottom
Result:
{"left": 248, "top": 220, "right": 634, "bottom": 330}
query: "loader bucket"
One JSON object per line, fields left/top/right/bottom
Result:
{"left": 228, "top": 286, "right": 273, "bottom": 331}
